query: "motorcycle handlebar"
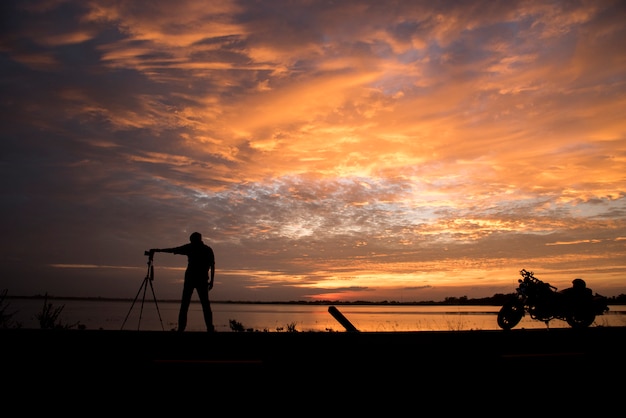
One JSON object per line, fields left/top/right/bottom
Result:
{"left": 520, "top": 269, "right": 558, "bottom": 290}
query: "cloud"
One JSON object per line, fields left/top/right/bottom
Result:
{"left": 0, "top": 0, "right": 625, "bottom": 301}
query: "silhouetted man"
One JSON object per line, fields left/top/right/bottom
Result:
{"left": 150, "top": 232, "right": 215, "bottom": 332}
{"left": 560, "top": 278, "right": 593, "bottom": 310}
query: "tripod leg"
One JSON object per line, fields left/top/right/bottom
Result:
{"left": 137, "top": 276, "right": 151, "bottom": 330}
{"left": 148, "top": 279, "right": 165, "bottom": 331}
{"left": 121, "top": 278, "right": 148, "bottom": 330}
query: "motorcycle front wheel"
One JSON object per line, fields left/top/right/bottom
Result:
{"left": 566, "top": 312, "right": 595, "bottom": 328}
{"left": 497, "top": 302, "right": 524, "bottom": 330}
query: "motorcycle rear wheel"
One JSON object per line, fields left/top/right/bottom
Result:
{"left": 497, "top": 302, "right": 524, "bottom": 330}
{"left": 566, "top": 312, "right": 595, "bottom": 328}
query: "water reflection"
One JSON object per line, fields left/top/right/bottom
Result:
{"left": 6, "top": 299, "right": 625, "bottom": 332}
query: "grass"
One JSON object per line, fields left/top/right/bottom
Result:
{"left": 35, "top": 293, "right": 83, "bottom": 330}
{"left": 0, "top": 289, "right": 20, "bottom": 328}
{"left": 1, "top": 289, "right": 83, "bottom": 330}
{"left": 228, "top": 318, "right": 303, "bottom": 332}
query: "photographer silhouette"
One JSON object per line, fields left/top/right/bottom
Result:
{"left": 151, "top": 232, "right": 216, "bottom": 332}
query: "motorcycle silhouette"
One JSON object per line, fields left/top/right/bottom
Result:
{"left": 497, "top": 269, "right": 609, "bottom": 330}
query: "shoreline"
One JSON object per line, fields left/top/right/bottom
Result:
{"left": 5, "top": 327, "right": 624, "bottom": 412}
{"left": 6, "top": 326, "right": 626, "bottom": 369}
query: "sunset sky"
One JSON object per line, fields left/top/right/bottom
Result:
{"left": 1, "top": 0, "right": 625, "bottom": 303}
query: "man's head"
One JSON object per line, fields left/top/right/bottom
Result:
{"left": 190, "top": 232, "right": 202, "bottom": 243}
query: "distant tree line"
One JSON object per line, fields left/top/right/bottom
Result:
{"left": 5, "top": 291, "right": 626, "bottom": 306}
{"left": 219, "top": 292, "right": 626, "bottom": 306}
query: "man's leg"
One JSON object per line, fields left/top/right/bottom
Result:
{"left": 197, "top": 282, "right": 214, "bottom": 332}
{"left": 178, "top": 281, "right": 194, "bottom": 332}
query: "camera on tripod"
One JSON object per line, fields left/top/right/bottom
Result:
{"left": 121, "top": 249, "right": 164, "bottom": 331}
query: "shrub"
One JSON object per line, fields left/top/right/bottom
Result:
{"left": 228, "top": 318, "right": 245, "bottom": 332}
{"left": 35, "top": 293, "right": 81, "bottom": 329}
{"left": 0, "top": 289, "right": 21, "bottom": 329}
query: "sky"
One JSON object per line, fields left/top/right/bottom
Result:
{"left": 1, "top": 0, "right": 625, "bottom": 303}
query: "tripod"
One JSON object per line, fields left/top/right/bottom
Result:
{"left": 121, "top": 251, "right": 165, "bottom": 330}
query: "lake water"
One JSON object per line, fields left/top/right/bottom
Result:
{"left": 5, "top": 298, "right": 626, "bottom": 332}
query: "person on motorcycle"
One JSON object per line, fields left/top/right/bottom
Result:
{"left": 571, "top": 278, "right": 592, "bottom": 295}
{"left": 560, "top": 278, "right": 593, "bottom": 309}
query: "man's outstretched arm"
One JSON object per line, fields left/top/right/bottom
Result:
{"left": 150, "top": 247, "right": 178, "bottom": 254}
